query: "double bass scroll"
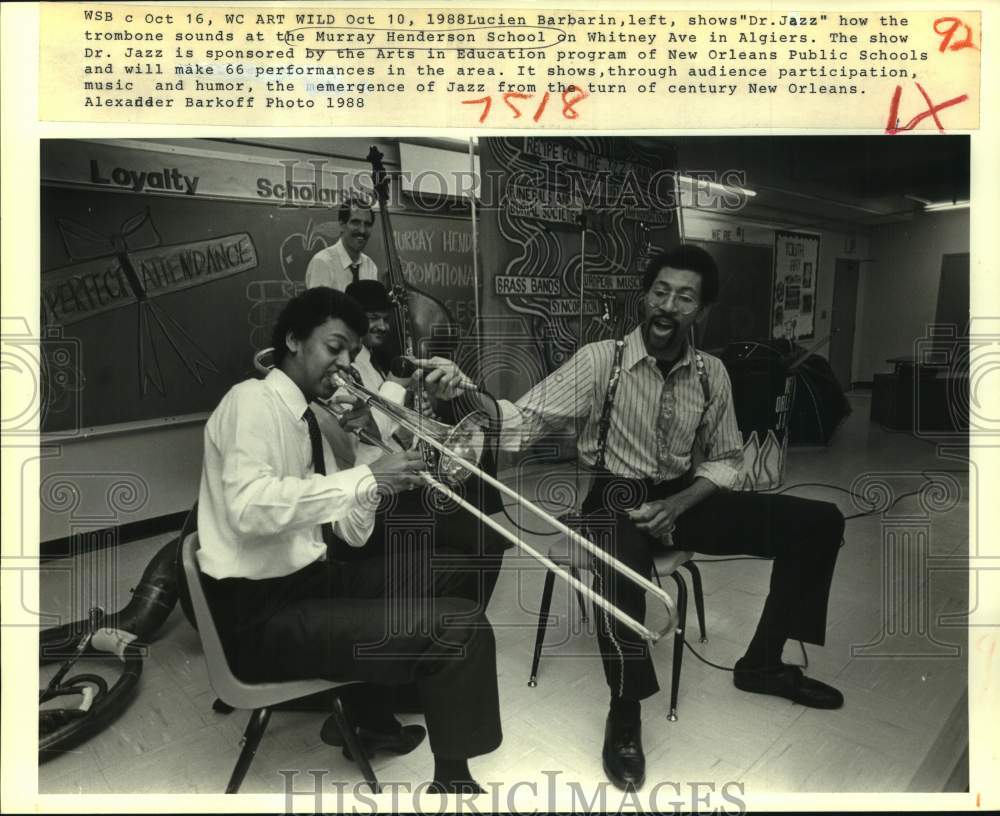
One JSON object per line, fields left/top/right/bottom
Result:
{"left": 366, "top": 145, "right": 460, "bottom": 364}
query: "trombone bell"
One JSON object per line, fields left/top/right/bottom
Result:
{"left": 252, "top": 347, "right": 678, "bottom": 642}
{"left": 328, "top": 370, "right": 487, "bottom": 487}
{"left": 439, "top": 412, "right": 487, "bottom": 486}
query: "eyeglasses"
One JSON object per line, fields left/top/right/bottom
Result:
{"left": 646, "top": 288, "right": 700, "bottom": 314}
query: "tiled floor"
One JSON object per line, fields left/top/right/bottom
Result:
{"left": 37, "top": 393, "right": 970, "bottom": 800}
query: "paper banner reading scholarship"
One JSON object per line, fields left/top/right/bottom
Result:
{"left": 772, "top": 230, "right": 820, "bottom": 340}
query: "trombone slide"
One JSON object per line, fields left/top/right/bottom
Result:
{"left": 329, "top": 370, "right": 679, "bottom": 643}
{"left": 418, "top": 469, "right": 671, "bottom": 643}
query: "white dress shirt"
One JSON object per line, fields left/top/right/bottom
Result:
{"left": 496, "top": 327, "right": 745, "bottom": 489}
{"left": 328, "top": 345, "right": 407, "bottom": 457}
{"left": 349, "top": 346, "right": 406, "bottom": 451}
{"left": 197, "top": 368, "right": 382, "bottom": 580}
{"left": 305, "top": 238, "right": 378, "bottom": 291}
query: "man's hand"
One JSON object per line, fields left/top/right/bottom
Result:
{"left": 327, "top": 392, "right": 381, "bottom": 440}
{"left": 409, "top": 357, "right": 475, "bottom": 401}
{"left": 626, "top": 496, "right": 688, "bottom": 541}
{"left": 626, "top": 479, "right": 719, "bottom": 542}
{"left": 368, "top": 449, "right": 426, "bottom": 494}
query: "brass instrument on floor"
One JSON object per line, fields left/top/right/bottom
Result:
{"left": 253, "top": 347, "right": 678, "bottom": 643}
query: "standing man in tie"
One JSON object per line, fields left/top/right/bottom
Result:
{"left": 305, "top": 198, "right": 379, "bottom": 291}
{"left": 304, "top": 203, "right": 384, "bottom": 470}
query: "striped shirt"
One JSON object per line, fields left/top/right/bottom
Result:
{"left": 498, "top": 326, "right": 744, "bottom": 489}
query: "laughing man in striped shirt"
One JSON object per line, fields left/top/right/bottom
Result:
{"left": 418, "top": 244, "right": 846, "bottom": 791}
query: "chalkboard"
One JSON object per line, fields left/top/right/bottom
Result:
{"left": 40, "top": 185, "right": 476, "bottom": 433}
{"left": 688, "top": 240, "right": 773, "bottom": 353}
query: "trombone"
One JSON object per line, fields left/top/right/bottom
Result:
{"left": 253, "top": 349, "right": 679, "bottom": 644}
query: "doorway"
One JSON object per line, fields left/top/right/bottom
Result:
{"left": 935, "top": 252, "right": 970, "bottom": 336}
{"left": 830, "top": 258, "right": 860, "bottom": 390}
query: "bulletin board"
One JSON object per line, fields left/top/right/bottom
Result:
{"left": 771, "top": 230, "right": 820, "bottom": 340}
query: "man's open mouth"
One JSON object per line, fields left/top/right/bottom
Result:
{"left": 650, "top": 316, "right": 675, "bottom": 336}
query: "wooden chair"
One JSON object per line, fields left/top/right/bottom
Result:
{"left": 180, "top": 532, "right": 380, "bottom": 793}
{"left": 527, "top": 529, "right": 707, "bottom": 722}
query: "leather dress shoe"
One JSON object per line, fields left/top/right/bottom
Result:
{"left": 321, "top": 716, "right": 427, "bottom": 761}
{"left": 733, "top": 661, "right": 844, "bottom": 709}
{"left": 602, "top": 712, "right": 645, "bottom": 790}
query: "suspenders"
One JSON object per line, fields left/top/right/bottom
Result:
{"left": 592, "top": 339, "right": 627, "bottom": 472}
{"left": 592, "top": 341, "right": 711, "bottom": 472}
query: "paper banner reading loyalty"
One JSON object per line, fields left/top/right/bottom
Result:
{"left": 55, "top": 209, "right": 219, "bottom": 397}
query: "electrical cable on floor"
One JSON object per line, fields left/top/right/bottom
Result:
{"left": 499, "top": 498, "right": 569, "bottom": 537}
{"left": 768, "top": 481, "right": 877, "bottom": 505}
{"left": 842, "top": 487, "right": 923, "bottom": 520}
{"left": 476, "top": 394, "right": 962, "bottom": 674}
{"left": 682, "top": 477, "right": 953, "bottom": 673}
{"left": 681, "top": 638, "right": 808, "bottom": 673}
{"left": 682, "top": 640, "right": 734, "bottom": 671}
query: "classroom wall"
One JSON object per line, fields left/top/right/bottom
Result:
{"left": 853, "top": 209, "right": 969, "bottom": 381}
{"left": 40, "top": 137, "right": 473, "bottom": 541}
{"left": 40, "top": 422, "right": 205, "bottom": 542}
{"left": 42, "top": 137, "right": 958, "bottom": 540}
{"left": 682, "top": 208, "right": 871, "bottom": 369}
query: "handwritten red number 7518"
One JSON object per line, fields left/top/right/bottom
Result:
{"left": 462, "top": 85, "right": 589, "bottom": 123}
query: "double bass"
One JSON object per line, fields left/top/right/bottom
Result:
{"left": 366, "top": 145, "right": 459, "bottom": 368}
{"left": 365, "top": 145, "right": 503, "bottom": 516}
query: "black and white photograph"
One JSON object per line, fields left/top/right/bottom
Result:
{"left": 30, "top": 134, "right": 973, "bottom": 805}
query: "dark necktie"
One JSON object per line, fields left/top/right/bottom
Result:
{"left": 348, "top": 262, "right": 360, "bottom": 283}
{"left": 368, "top": 355, "right": 387, "bottom": 381}
{"left": 302, "top": 407, "right": 337, "bottom": 551}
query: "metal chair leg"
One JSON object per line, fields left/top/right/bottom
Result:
{"left": 528, "top": 570, "right": 557, "bottom": 687}
{"left": 226, "top": 707, "right": 271, "bottom": 793}
{"left": 330, "top": 696, "right": 380, "bottom": 794}
{"left": 682, "top": 561, "right": 708, "bottom": 643}
{"left": 568, "top": 566, "right": 589, "bottom": 623}
{"left": 667, "top": 574, "right": 688, "bottom": 723}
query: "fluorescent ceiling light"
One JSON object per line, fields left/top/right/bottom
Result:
{"left": 923, "top": 200, "right": 969, "bottom": 212}
{"left": 905, "top": 194, "right": 969, "bottom": 212}
{"left": 677, "top": 174, "right": 756, "bottom": 198}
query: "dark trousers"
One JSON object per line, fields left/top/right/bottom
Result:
{"left": 339, "top": 417, "right": 509, "bottom": 614}
{"left": 361, "top": 485, "right": 510, "bottom": 613}
{"left": 201, "top": 547, "right": 502, "bottom": 760}
{"left": 581, "top": 475, "right": 845, "bottom": 701}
